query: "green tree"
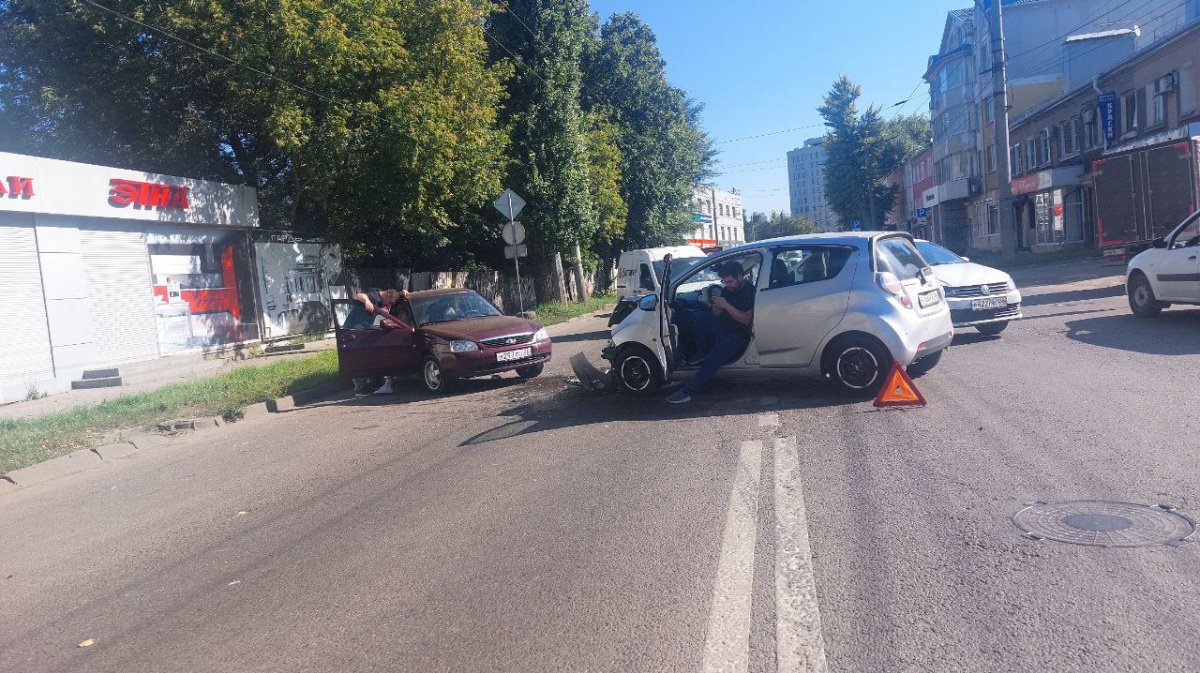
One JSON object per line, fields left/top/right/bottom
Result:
{"left": 745, "top": 211, "right": 818, "bottom": 242}
{"left": 583, "top": 12, "right": 715, "bottom": 249}
{"left": 818, "top": 76, "right": 928, "bottom": 230}
{"left": 0, "top": 0, "right": 509, "bottom": 264}
{"left": 490, "top": 0, "right": 595, "bottom": 302}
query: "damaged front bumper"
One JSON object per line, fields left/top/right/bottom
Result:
{"left": 570, "top": 349, "right": 614, "bottom": 392}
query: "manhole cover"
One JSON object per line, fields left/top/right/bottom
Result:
{"left": 1013, "top": 500, "right": 1195, "bottom": 547}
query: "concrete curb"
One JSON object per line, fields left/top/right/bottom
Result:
{"left": 92, "top": 442, "right": 138, "bottom": 461}
{"left": 1, "top": 477, "right": 16, "bottom": 495}
{"left": 6, "top": 448, "right": 104, "bottom": 487}
{"left": 266, "top": 381, "right": 347, "bottom": 413}
{"left": 158, "top": 416, "right": 224, "bottom": 433}
{"left": 241, "top": 402, "right": 271, "bottom": 420}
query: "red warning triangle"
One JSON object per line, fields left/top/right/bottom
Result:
{"left": 873, "top": 361, "right": 927, "bottom": 408}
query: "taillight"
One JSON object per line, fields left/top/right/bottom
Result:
{"left": 875, "top": 271, "right": 912, "bottom": 308}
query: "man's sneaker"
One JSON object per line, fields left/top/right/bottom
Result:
{"left": 373, "top": 377, "right": 395, "bottom": 395}
{"left": 666, "top": 389, "right": 692, "bottom": 404}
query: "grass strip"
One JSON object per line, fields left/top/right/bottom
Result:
{"left": 532, "top": 292, "right": 616, "bottom": 326}
{"left": 0, "top": 351, "right": 339, "bottom": 475}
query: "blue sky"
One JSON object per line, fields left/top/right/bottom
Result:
{"left": 588, "top": 0, "right": 971, "bottom": 214}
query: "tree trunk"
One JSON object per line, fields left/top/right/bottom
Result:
{"left": 532, "top": 246, "right": 567, "bottom": 305}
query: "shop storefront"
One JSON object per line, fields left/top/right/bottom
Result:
{"left": 1011, "top": 166, "right": 1086, "bottom": 251}
{"left": 0, "top": 151, "right": 337, "bottom": 403}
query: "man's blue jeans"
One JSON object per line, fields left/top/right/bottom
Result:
{"left": 682, "top": 310, "right": 748, "bottom": 395}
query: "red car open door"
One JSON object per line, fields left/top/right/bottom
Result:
{"left": 331, "top": 299, "right": 419, "bottom": 378}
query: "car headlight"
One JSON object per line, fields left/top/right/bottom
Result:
{"left": 534, "top": 327, "right": 549, "bottom": 342}
{"left": 449, "top": 339, "right": 478, "bottom": 353}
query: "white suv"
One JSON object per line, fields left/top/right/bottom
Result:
{"left": 590, "top": 232, "right": 954, "bottom": 397}
{"left": 1127, "top": 212, "right": 1200, "bottom": 317}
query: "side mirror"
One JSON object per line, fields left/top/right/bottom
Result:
{"left": 639, "top": 294, "right": 659, "bottom": 311}
{"left": 1153, "top": 236, "right": 1168, "bottom": 249}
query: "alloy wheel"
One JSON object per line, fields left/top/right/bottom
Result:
{"left": 836, "top": 346, "right": 880, "bottom": 390}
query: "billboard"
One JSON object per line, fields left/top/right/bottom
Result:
{"left": 146, "top": 227, "right": 259, "bottom": 354}
{"left": 253, "top": 232, "right": 347, "bottom": 339}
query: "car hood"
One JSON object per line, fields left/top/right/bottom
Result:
{"left": 421, "top": 315, "right": 540, "bottom": 341}
{"left": 929, "top": 262, "right": 1012, "bottom": 288}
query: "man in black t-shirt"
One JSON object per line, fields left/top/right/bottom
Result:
{"left": 668, "top": 261, "right": 755, "bottom": 403}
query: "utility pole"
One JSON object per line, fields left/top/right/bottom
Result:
{"left": 989, "top": 0, "right": 1018, "bottom": 260}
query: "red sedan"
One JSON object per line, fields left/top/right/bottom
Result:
{"left": 333, "top": 289, "right": 551, "bottom": 393}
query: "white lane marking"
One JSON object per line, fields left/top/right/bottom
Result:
{"left": 758, "top": 413, "right": 779, "bottom": 428}
{"left": 701, "top": 440, "right": 763, "bottom": 673}
{"left": 759, "top": 396, "right": 779, "bottom": 406}
{"left": 773, "top": 436, "right": 829, "bottom": 673}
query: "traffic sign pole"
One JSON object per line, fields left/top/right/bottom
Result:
{"left": 507, "top": 191, "right": 524, "bottom": 314}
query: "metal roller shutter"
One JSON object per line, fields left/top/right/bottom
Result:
{"left": 81, "top": 226, "right": 160, "bottom": 366}
{"left": 0, "top": 215, "right": 55, "bottom": 385}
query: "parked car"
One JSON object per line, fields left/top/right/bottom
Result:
{"left": 1126, "top": 211, "right": 1200, "bottom": 317}
{"left": 615, "top": 245, "right": 708, "bottom": 300}
{"left": 591, "top": 232, "right": 954, "bottom": 397}
{"left": 914, "top": 240, "right": 1023, "bottom": 335}
{"left": 332, "top": 289, "right": 551, "bottom": 393}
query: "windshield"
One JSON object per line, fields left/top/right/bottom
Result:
{"left": 653, "top": 256, "right": 706, "bottom": 285}
{"left": 915, "top": 241, "right": 965, "bottom": 266}
{"left": 410, "top": 291, "right": 503, "bottom": 326}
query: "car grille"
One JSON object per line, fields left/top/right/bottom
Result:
{"left": 945, "top": 282, "right": 1011, "bottom": 298}
{"left": 951, "top": 303, "right": 1021, "bottom": 323}
{"left": 480, "top": 333, "right": 534, "bottom": 348}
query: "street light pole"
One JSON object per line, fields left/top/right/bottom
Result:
{"left": 989, "top": 0, "right": 1018, "bottom": 260}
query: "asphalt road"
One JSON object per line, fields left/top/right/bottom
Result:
{"left": 3, "top": 258, "right": 1200, "bottom": 672}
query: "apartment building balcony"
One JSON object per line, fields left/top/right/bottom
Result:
{"left": 936, "top": 177, "right": 979, "bottom": 203}
{"left": 933, "top": 131, "right": 976, "bottom": 161}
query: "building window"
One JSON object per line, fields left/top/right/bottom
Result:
{"left": 988, "top": 205, "right": 999, "bottom": 236}
{"left": 1012, "top": 143, "right": 1022, "bottom": 174}
{"left": 1180, "top": 65, "right": 1197, "bottom": 116}
{"left": 1083, "top": 109, "right": 1099, "bottom": 149}
{"left": 1149, "top": 83, "right": 1166, "bottom": 126}
{"left": 1025, "top": 138, "right": 1037, "bottom": 171}
{"left": 987, "top": 144, "right": 997, "bottom": 173}
{"left": 1121, "top": 91, "right": 1138, "bottom": 135}
{"left": 985, "top": 97, "right": 995, "bottom": 124}
{"left": 1060, "top": 120, "right": 1076, "bottom": 157}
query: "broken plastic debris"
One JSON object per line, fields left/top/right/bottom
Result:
{"left": 228, "top": 580, "right": 241, "bottom": 586}
{"left": 236, "top": 511, "right": 249, "bottom": 516}
{"left": 78, "top": 639, "right": 96, "bottom": 648}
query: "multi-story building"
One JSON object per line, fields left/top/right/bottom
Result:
{"left": 787, "top": 138, "right": 838, "bottom": 231}
{"left": 1007, "top": 17, "right": 1200, "bottom": 252}
{"left": 926, "top": 0, "right": 1193, "bottom": 253}
{"left": 689, "top": 185, "right": 745, "bottom": 248}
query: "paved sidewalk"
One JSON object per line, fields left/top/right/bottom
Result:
{"left": 0, "top": 338, "right": 336, "bottom": 421}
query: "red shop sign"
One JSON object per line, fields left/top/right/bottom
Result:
{"left": 108, "top": 179, "right": 190, "bottom": 210}
{"left": 0, "top": 175, "right": 35, "bottom": 198}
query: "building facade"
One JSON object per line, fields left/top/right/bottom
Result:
{"left": 0, "top": 151, "right": 344, "bottom": 404}
{"left": 925, "top": 0, "right": 1194, "bottom": 253}
{"left": 787, "top": 138, "right": 837, "bottom": 231}
{"left": 1007, "top": 19, "right": 1200, "bottom": 252}
{"left": 689, "top": 185, "right": 745, "bottom": 248}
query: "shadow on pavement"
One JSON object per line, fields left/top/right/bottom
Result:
{"left": 1065, "top": 309, "right": 1200, "bottom": 355}
{"left": 277, "top": 375, "right": 527, "bottom": 412}
{"left": 460, "top": 377, "right": 860, "bottom": 446}
{"left": 550, "top": 329, "right": 611, "bottom": 344}
{"left": 1021, "top": 283, "right": 1124, "bottom": 307}
{"left": 946, "top": 332, "right": 1001, "bottom": 346}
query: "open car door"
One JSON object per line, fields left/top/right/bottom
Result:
{"left": 331, "top": 299, "right": 418, "bottom": 379}
{"left": 660, "top": 254, "right": 676, "bottom": 376}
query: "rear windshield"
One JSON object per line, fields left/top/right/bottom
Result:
{"left": 875, "top": 237, "right": 928, "bottom": 280}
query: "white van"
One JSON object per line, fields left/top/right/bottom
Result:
{"left": 615, "top": 245, "right": 708, "bottom": 300}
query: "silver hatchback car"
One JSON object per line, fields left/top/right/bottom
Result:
{"left": 595, "top": 232, "right": 954, "bottom": 397}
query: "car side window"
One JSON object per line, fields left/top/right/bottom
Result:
{"left": 1172, "top": 218, "right": 1200, "bottom": 248}
{"left": 639, "top": 264, "right": 655, "bottom": 291}
{"left": 338, "top": 303, "right": 383, "bottom": 330}
{"left": 768, "top": 247, "right": 853, "bottom": 289}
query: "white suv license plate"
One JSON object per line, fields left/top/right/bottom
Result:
{"left": 972, "top": 297, "right": 1007, "bottom": 311}
{"left": 918, "top": 290, "right": 941, "bottom": 308}
{"left": 496, "top": 347, "right": 533, "bottom": 362}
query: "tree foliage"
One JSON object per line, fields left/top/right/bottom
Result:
{"left": 1, "top": 0, "right": 510, "bottom": 263}
{"left": 745, "top": 211, "right": 818, "bottom": 242}
{"left": 583, "top": 12, "right": 715, "bottom": 249}
{"left": 818, "top": 76, "right": 929, "bottom": 230}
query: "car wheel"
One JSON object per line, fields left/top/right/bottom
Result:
{"left": 906, "top": 349, "right": 943, "bottom": 377}
{"left": 825, "top": 335, "right": 892, "bottom": 398}
{"left": 975, "top": 321, "right": 1008, "bottom": 336}
{"left": 516, "top": 363, "right": 544, "bottom": 379}
{"left": 421, "top": 354, "right": 454, "bottom": 394}
{"left": 614, "top": 346, "right": 663, "bottom": 397}
{"left": 1128, "top": 273, "right": 1164, "bottom": 317}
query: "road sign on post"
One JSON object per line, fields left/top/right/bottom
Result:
{"left": 851, "top": 219, "right": 863, "bottom": 231}
{"left": 494, "top": 189, "right": 526, "bottom": 221}
{"left": 503, "top": 221, "right": 526, "bottom": 246}
{"left": 494, "top": 188, "right": 528, "bottom": 314}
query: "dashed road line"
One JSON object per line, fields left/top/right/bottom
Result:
{"left": 773, "top": 436, "right": 829, "bottom": 672}
{"left": 701, "top": 440, "right": 763, "bottom": 673}
{"left": 758, "top": 413, "right": 780, "bottom": 428}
